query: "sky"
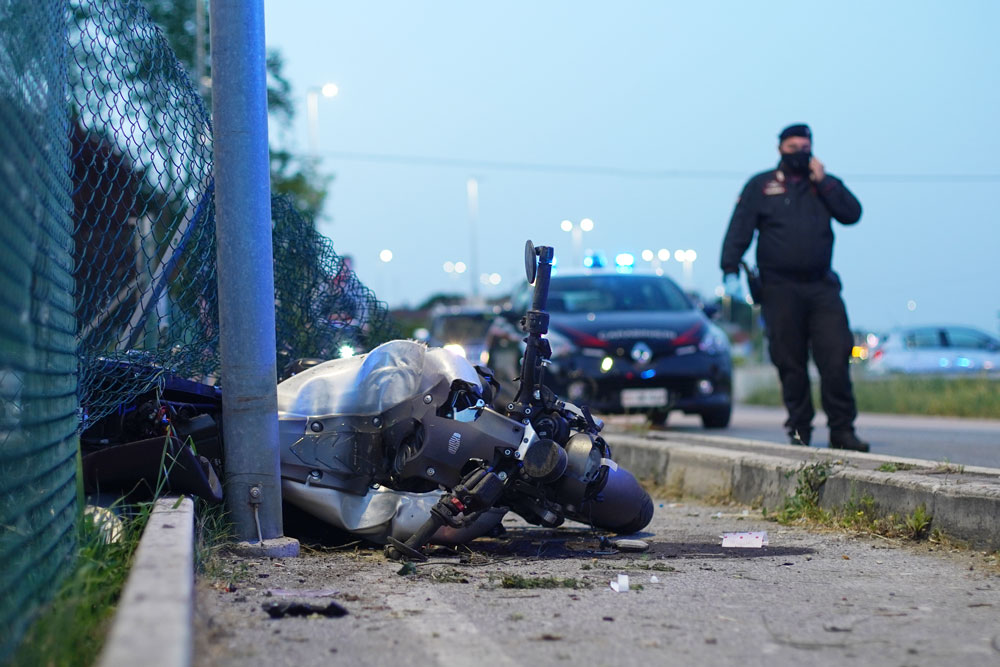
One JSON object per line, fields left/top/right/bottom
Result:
{"left": 262, "top": 1, "right": 1000, "bottom": 335}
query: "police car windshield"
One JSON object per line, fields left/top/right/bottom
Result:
{"left": 547, "top": 275, "right": 692, "bottom": 313}
{"left": 432, "top": 314, "right": 492, "bottom": 342}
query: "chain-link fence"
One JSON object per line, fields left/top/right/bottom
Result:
{"left": 1, "top": 0, "right": 397, "bottom": 656}
{"left": 0, "top": 1, "right": 79, "bottom": 659}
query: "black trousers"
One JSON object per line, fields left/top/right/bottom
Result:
{"left": 760, "top": 274, "right": 857, "bottom": 434}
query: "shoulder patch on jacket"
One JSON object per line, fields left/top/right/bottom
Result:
{"left": 762, "top": 179, "right": 786, "bottom": 196}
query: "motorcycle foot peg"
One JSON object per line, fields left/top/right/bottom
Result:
{"left": 386, "top": 537, "right": 428, "bottom": 562}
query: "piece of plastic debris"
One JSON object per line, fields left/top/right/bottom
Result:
{"left": 649, "top": 575, "right": 660, "bottom": 584}
{"left": 612, "top": 538, "right": 649, "bottom": 552}
{"left": 609, "top": 574, "right": 630, "bottom": 592}
{"left": 268, "top": 588, "right": 339, "bottom": 598}
{"left": 721, "top": 531, "right": 769, "bottom": 548}
{"left": 261, "top": 601, "right": 348, "bottom": 619}
{"left": 397, "top": 561, "right": 417, "bottom": 576}
{"left": 710, "top": 512, "right": 724, "bottom": 519}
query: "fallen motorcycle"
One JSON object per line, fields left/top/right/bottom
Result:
{"left": 277, "top": 241, "right": 653, "bottom": 560}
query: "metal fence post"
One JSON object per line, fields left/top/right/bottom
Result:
{"left": 209, "top": 0, "right": 294, "bottom": 553}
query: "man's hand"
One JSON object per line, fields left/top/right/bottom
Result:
{"left": 723, "top": 273, "right": 744, "bottom": 301}
{"left": 809, "top": 156, "right": 826, "bottom": 182}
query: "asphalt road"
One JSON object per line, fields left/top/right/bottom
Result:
{"left": 194, "top": 500, "right": 1000, "bottom": 667}
{"left": 647, "top": 405, "right": 1000, "bottom": 469}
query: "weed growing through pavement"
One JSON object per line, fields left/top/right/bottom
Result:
{"left": 876, "top": 462, "right": 917, "bottom": 473}
{"left": 929, "top": 461, "right": 965, "bottom": 475}
{"left": 766, "top": 461, "right": 833, "bottom": 524}
{"left": 762, "top": 462, "right": 936, "bottom": 542}
{"left": 492, "top": 573, "right": 591, "bottom": 589}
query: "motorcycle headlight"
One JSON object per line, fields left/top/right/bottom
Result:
{"left": 698, "top": 324, "right": 730, "bottom": 355}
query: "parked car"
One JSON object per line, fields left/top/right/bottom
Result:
{"left": 867, "top": 325, "right": 1000, "bottom": 375}
{"left": 422, "top": 305, "right": 496, "bottom": 366}
{"left": 484, "top": 271, "right": 733, "bottom": 428}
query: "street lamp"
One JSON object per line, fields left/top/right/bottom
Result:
{"left": 641, "top": 248, "right": 670, "bottom": 275}
{"left": 560, "top": 218, "right": 594, "bottom": 267}
{"left": 673, "top": 249, "right": 697, "bottom": 288}
{"left": 444, "top": 261, "right": 467, "bottom": 274}
{"left": 306, "top": 82, "right": 339, "bottom": 154}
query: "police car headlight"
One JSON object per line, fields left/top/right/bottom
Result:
{"left": 698, "top": 324, "right": 730, "bottom": 354}
{"left": 443, "top": 343, "right": 466, "bottom": 359}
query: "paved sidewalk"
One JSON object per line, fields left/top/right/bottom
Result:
{"left": 193, "top": 500, "right": 1000, "bottom": 667}
{"left": 104, "top": 428, "right": 1000, "bottom": 666}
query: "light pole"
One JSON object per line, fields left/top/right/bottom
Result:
{"left": 560, "top": 217, "right": 593, "bottom": 267}
{"left": 306, "top": 82, "right": 339, "bottom": 154}
{"left": 641, "top": 248, "right": 671, "bottom": 276}
{"left": 467, "top": 177, "right": 479, "bottom": 300}
{"left": 673, "top": 249, "right": 697, "bottom": 289}
{"left": 378, "top": 249, "right": 393, "bottom": 304}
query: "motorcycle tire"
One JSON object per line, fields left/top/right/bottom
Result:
{"left": 570, "top": 465, "right": 653, "bottom": 535}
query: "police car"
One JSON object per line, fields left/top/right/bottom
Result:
{"left": 485, "top": 270, "right": 733, "bottom": 428}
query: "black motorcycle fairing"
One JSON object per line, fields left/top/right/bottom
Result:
{"left": 394, "top": 409, "right": 524, "bottom": 488}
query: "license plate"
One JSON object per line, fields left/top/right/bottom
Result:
{"left": 620, "top": 387, "right": 669, "bottom": 408}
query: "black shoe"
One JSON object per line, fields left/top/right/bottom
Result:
{"left": 788, "top": 428, "right": 811, "bottom": 446}
{"left": 830, "top": 430, "right": 870, "bottom": 452}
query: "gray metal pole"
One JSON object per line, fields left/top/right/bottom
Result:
{"left": 210, "top": 0, "right": 284, "bottom": 543}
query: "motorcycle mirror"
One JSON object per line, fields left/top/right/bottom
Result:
{"left": 524, "top": 240, "right": 537, "bottom": 284}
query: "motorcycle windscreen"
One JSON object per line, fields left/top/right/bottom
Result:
{"left": 277, "top": 339, "right": 482, "bottom": 418}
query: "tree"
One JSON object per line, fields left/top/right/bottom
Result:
{"left": 145, "top": 0, "right": 332, "bottom": 222}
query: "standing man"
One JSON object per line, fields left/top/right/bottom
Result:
{"left": 720, "top": 123, "right": 869, "bottom": 451}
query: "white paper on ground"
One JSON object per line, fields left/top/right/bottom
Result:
{"left": 721, "top": 531, "right": 769, "bottom": 548}
{"left": 609, "top": 574, "right": 630, "bottom": 592}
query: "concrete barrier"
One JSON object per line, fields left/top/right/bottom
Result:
{"left": 98, "top": 497, "right": 194, "bottom": 667}
{"left": 608, "top": 431, "right": 1000, "bottom": 549}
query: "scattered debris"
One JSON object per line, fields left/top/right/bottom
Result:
{"left": 612, "top": 538, "right": 649, "bottom": 552}
{"left": 609, "top": 574, "right": 630, "bottom": 593}
{"left": 397, "top": 562, "right": 417, "bottom": 576}
{"left": 499, "top": 574, "right": 587, "bottom": 589}
{"left": 721, "top": 531, "right": 768, "bottom": 548}
{"left": 262, "top": 601, "right": 348, "bottom": 619}
{"left": 267, "top": 588, "right": 339, "bottom": 598}
{"left": 649, "top": 575, "right": 660, "bottom": 584}
{"left": 823, "top": 622, "right": 854, "bottom": 633}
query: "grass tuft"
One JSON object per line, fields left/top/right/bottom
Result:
{"left": 11, "top": 503, "right": 148, "bottom": 667}
{"left": 745, "top": 375, "right": 1000, "bottom": 419}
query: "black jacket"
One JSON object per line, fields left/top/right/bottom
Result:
{"left": 720, "top": 165, "right": 861, "bottom": 281}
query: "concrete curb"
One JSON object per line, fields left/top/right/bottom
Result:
{"left": 607, "top": 431, "right": 1000, "bottom": 550}
{"left": 98, "top": 497, "right": 194, "bottom": 667}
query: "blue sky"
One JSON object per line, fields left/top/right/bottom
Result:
{"left": 263, "top": 1, "right": 999, "bottom": 335}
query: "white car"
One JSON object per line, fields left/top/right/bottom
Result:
{"left": 867, "top": 326, "right": 1000, "bottom": 374}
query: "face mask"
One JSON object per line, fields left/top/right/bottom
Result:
{"left": 781, "top": 150, "right": 811, "bottom": 174}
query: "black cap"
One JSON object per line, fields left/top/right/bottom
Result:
{"left": 779, "top": 123, "right": 811, "bottom": 142}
